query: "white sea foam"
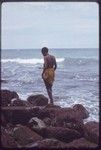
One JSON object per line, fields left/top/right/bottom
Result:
{"left": 2, "top": 58, "right": 65, "bottom": 64}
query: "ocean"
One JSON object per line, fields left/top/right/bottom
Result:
{"left": 1, "top": 48, "right": 99, "bottom": 122}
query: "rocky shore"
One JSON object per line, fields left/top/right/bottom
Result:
{"left": 1, "top": 90, "right": 99, "bottom": 148}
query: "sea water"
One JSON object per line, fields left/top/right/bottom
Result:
{"left": 1, "top": 48, "right": 99, "bottom": 122}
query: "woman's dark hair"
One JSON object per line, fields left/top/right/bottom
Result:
{"left": 41, "top": 47, "right": 48, "bottom": 54}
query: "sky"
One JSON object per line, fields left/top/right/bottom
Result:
{"left": 1, "top": 2, "right": 99, "bottom": 49}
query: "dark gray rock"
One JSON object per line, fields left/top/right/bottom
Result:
{"left": 27, "top": 94, "right": 48, "bottom": 106}
{"left": 66, "top": 138, "right": 98, "bottom": 148}
{"left": 10, "top": 98, "right": 25, "bottom": 106}
{"left": 2, "top": 106, "right": 33, "bottom": 125}
{"left": 43, "top": 117, "right": 51, "bottom": 126}
{"left": 84, "top": 121, "right": 99, "bottom": 144}
{"left": 73, "top": 104, "right": 89, "bottom": 119}
{"left": 36, "top": 138, "right": 67, "bottom": 148}
{"left": 1, "top": 90, "right": 19, "bottom": 106}
{"left": 13, "top": 125, "right": 43, "bottom": 146}
{"left": 32, "top": 127, "right": 81, "bottom": 143}
{"left": 1, "top": 127, "right": 19, "bottom": 148}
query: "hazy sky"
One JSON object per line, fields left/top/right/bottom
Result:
{"left": 1, "top": 2, "right": 99, "bottom": 49}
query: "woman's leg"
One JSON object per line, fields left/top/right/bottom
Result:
{"left": 47, "top": 86, "right": 53, "bottom": 104}
{"left": 44, "top": 80, "right": 53, "bottom": 104}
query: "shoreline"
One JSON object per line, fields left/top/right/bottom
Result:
{"left": 1, "top": 86, "right": 99, "bottom": 123}
{"left": 1, "top": 89, "right": 99, "bottom": 148}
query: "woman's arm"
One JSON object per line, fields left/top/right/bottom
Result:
{"left": 42, "top": 56, "right": 48, "bottom": 77}
{"left": 54, "top": 57, "right": 57, "bottom": 70}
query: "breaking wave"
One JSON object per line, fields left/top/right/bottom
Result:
{"left": 2, "top": 58, "right": 65, "bottom": 64}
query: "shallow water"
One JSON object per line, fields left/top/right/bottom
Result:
{"left": 1, "top": 48, "right": 99, "bottom": 122}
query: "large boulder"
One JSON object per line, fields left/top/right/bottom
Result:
{"left": 83, "top": 121, "right": 99, "bottom": 144}
{"left": 32, "top": 127, "right": 81, "bottom": 143}
{"left": 1, "top": 127, "right": 19, "bottom": 148}
{"left": 73, "top": 104, "right": 89, "bottom": 119}
{"left": 53, "top": 105, "right": 89, "bottom": 127}
{"left": 13, "top": 125, "right": 43, "bottom": 146}
{"left": 1, "top": 90, "right": 19, "bottom": 106}
{"left": 66, "top": 138, "right": 98, "bottom": 148}
{"left": 54, "top": 107, "right": 83, "bottom": 127}
{"left": 27, "top": 94, "right": 48, "bottom": 106}
{"left": 36, "top": 106, "right": 84, "bottom": 129}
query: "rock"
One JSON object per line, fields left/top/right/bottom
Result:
{"left": 54, "top": 108, "right": 76, "bottom": 126}
{"left": 32, "top": 127, "right": 81, "bottom": 143}
{"left": 37, "top": 106, "right": 84, "bottom": 128}
{"left": 55, "top": 108, "right": 75, "bottom": 121}
{"left": 43, "top": 117, "right": 51, "bottom": 126}
{"left": 66, "top": 138, "right": 98, "bottom": 148}
{"left": 46, "top": 127, "right": 82, "bottom": 143}
{"left": 30, "top": 106, "right": 41, "bottom": 117}
{"left": 23, "top": 101, "right": 34, "bottom": 107}
{"left": 37, "top": 108, "right": 52, "bottom": 119}
{"left": 28, "top": 117, "right": 46, "bottom": 128}
{"left": 55, "top": 104, "right": 89, "bottom": 124}
{"left": 13, "top": 125, "right": 43, "bottom": 146}
{"left": 37, "top": 107, "right": 61, "bottom": 120}
{"left": 83, "top": 121, "right": 99, "bottom": 144}
{"left": 1, "top": 90, "right": 19, "bottom": 106}
{"left": 1, "top": 113, "right": 7, "bottom": 126}
{"left": 64, "top": 121, "right": 84, "bottom": 136}
{"left": 25, "top": 142, "right": 38, "bottom": 148}
{"left": 36, "top": 138, "right": 67, "bottom": 148}
{"left": 5, "top": 123, "right": 15, "bottom": 136}
{"left": 11, "top": 99, "right": 33, "bottom": 107}
{"left": 10, "top": 98, "right": 25, "bottom": 106}
{"left": 1, "top": 127, "right": 19, "bottom": 148}
{"left": 73, "top": 104, "right": 89, "bottom": 119}
{"left": 31, "top": 127, "right": 46, "bottom": 138}
{"left": 27, "top": 94, "right": 48, "bottom": 106}
{"left": 2, "top": 106, "right": 33, "bottom": 125}
{"left": 25, "top": 138, "right": 67, "bottom": 148}
{"left": 36, "top": 138, "right": 97, "bottom": 148}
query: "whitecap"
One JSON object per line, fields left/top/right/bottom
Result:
{"left": 1, "top": 57, "right": 65, "bottom": 65}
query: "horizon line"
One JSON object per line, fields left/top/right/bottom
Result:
{"left": 1, "top": 48, "right": 98, "bottom": 50}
